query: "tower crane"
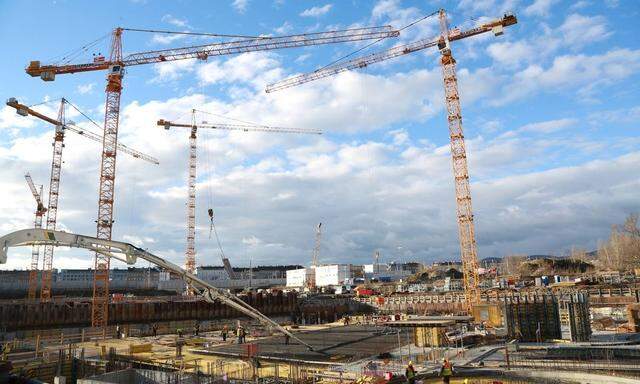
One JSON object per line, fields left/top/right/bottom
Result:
{"left": 25, "top": 25, "right": 398, "bottom": 328}
{"left": 7, "top": 98, "right": 158, "bottom": 301}
{"left": 24, "top": 173, "right": 46, "bottom": 300}
{"left": 312, "top": 222, "right": 322, "bottom": 267}
{"left": 266, "top": 10, "right": 517, "bottom": 312}
{"left": 158, "top": 111, "right": 322, "bottom": 292}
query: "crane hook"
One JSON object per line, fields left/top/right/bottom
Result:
{"left": 208, "top": 208, "right": 214, "bottom": 239}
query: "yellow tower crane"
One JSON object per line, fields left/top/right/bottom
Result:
{"left": 266, "top": 10, "right": 518, "bottom": 312}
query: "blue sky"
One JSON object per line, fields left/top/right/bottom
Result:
{"left": 0, "top": 0, "right": 638, "bottom": 270}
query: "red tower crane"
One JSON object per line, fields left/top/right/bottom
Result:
{"left": 26, "top": 25, "right": 398, "bottom": 327}
{"left": 7, "top": 98, "right": 158, "bottom": 301}
{"left": 266, "top": 10, "right": 517, "bottom": 311}
{"left": 24, "top": 172, "right": 46, "bottom": 300}
{"left": 158, "top": 111, "right": 321, "bottom": 292}
{"left": 26, "top": 26, "right": 398, "bottom": 324}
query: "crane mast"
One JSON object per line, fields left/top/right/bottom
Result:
{"left": 27, "top": 24, "right": 397, "bottom": 328}
{"left": 186, "top": 111, "right": 197, "bottom": 283}
{"left": 41, "top": 100, "right": 66, "bottom": 301}
{"left": 438, "top": 9, "right": 480, "bottom": 310}
{"left": 265, "top": 10, "right": 517, "bottom": 312}
{"left": 24, "top": 173, "right": 46, "bottom": 300}
{"left": 158, "top": 114, "right": 322, "bottom": 294}
{"left": 92, "top": 28, "right": 124, "bottom": 327}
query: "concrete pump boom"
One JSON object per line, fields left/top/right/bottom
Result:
{"left": 0, "top": 228, "right": 314, "bottom": 350}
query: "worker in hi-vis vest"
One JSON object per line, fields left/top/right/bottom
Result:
{"left": 405, "top": 361, "right": 416, "bottom": 384}
{"left": 440, "top": 358, "right": 454, "bottom": 383}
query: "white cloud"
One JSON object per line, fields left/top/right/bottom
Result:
{"left": 559, "top": 14, "right": 611, "bottom": 48}
{"left": 0, "top": 106, "right": 36, "bottom": 131}
{"left": 604, "top": 0, "right": 619, "bottom": 8}
{"left": 486, "top": 40, "right": 534, "bottom": 68}
{"left": 456, "top": 0, "right": 519, "bottom": 15}
{"left": 76, "top": 83, "right": 95, "bottom": 95}
{"left": 232, "top": 0, "right": 249, "bottom": 13}
{"left": 151, "top": 59, "right": 197, "bottom": 83}
{"left": 570, "top": 1, "right": 590, "bottom": 10}
{"left": 2, "top": 82, "right": 638, "bottom": 270}
{"left": 197, "top": 52, "right": 283, "bottom": 89}
{"left": 295, "top": 53, "right": 311, "bottom": 63}
{"left": 524, "top": 0, "right": 558, "bottom": 17}
{"left": 274, "top": 21, "right": 293, "bottom": 35}
{"left": 300, "top": 4, "right": 333, "bottom": 17}
{"left": 151, "top": 33, "right": 187, "bottom": 45}
{"left": 161, "top": 14, "right": 189, "bottom": 28}
{"left": 518, "top": 118, "right": 577, "bottom": 134}
{"left": 492, "top": 48, "right": 640, "bottom": 105}
{"left": 371, "top": 0, "right": 438, "bottom": 43}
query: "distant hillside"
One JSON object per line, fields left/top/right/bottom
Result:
{"left": 519, "top": 258, "right": 595, "bottom": 277}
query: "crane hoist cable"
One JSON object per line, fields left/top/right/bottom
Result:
{"left": 50, "top": 32, "right": 111, "bottom": 65}
{"left": 198, "top": 111, "right": 227, "bottom": 262}
{"left": 122, "top": 28, "right": 260, "bottom": 39}
{"left": 26, "top": 98, "right": 63, "bottom": 108}
{"left": 316, "top": 10, "right": 439, "bottom": 73}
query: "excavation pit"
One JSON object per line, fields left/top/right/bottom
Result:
{"left": 191, "top": 325, "right": 410, "bottom": 365}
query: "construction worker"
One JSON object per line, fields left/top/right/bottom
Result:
{"left": 440, "top": 358, "right": 454, "bottom": 383}
{"left": 236, "top": 326, "right": 244, "bottom": 344}
{"left": 405, "top": 361, "right": 416, "bottom": 384}
{"left": 221, "top": 326, "right": 228, "bottom": 342}
{"left": 194, "top": 322, "right": 200, "bottom": 336}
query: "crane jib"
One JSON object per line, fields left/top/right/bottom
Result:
{"left": 25, "top": 27, "right": 399, "bottom": 75}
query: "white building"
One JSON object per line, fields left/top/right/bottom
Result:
{"left": 315, "top": 264, "right": 351, "bottom": 287}
{"left": 364, "top": 262, "right": 420, "bottom": 281}
{"left": 286, "top": 268, "right": 315, "bottom": 288}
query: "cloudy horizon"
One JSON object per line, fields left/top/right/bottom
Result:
{"left": 0, "top": 0, "right": 638, "bottom": 271}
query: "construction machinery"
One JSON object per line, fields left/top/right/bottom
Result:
{"left": 24, "top": 173, "right": 46, "bottom": 299}
{"left": 0, "top": 228, "right": 315, "bottom": 350}
{"left": 7, "top": 98, "right": 158, "bottom": 301}
{"left": 25, "top": 25, "right": 398, "bottom": 327}
{"left": 266, "top": 10, "right": 517, "bottom": 312}
{"left": 158, "top": 111, "right": 321, "bottom": 291}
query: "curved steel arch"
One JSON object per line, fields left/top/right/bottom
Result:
{"left": 0, "top": 228, "right": 312, "bottom": 350}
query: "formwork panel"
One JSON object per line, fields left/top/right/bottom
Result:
{"left": 504, "top": 294, "right": 561, "bottom": 342}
